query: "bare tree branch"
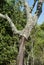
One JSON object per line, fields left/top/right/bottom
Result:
{"left": 21, "top": 14, "right": 37, "bottom": 39}
{"left": 0, "top": 13, "right": 37, "bottom": 39}
{"left": 35, "top": 0, "right": 43, "bottom": 17}
{"left": 0, "top": 0, "right": 42, "bottom": 39}
{"left": 31, "top": 0, "right": 38, "bottom": 13}
{"left": 20, "top": 0, "right": 38, "bottom": 39}
{"left": 5, "top": 14, "right": 21, "bottom": 34}
{"left": 0, "top": 13, "right": 21, "bottom": 35}
{"left": 0, "top": 13, "right": 6, "bottom": 18}
{"left": 24, "top": 0, "right": 31, "bottom": 13}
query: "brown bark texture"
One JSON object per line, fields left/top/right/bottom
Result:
{"left": 17, "top": 36, "right": 25, "bottom": 65}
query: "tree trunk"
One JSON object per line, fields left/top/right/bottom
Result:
{"left": 17, "top": 36, "right": 25, "bottom": 65}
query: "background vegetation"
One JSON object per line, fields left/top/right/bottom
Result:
{"left": 0, "top": 0, "right": 44, "bottom": 65}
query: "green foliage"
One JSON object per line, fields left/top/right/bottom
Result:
{"left": 0, "top": 0, "right": 26, "bottom": 64}
{"left": 24, "top": 23, "right": 44, "bottom": 65}
{"left": 0, "top": 0, "right": 44, "bottom": 65}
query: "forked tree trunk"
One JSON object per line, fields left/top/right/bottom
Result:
{"left": 0, "top": 1, "right": 42, "bottom": 65}
{"left": 17, "top": 36, "right": 26, "bottom": 65}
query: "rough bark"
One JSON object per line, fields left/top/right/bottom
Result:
{"left": 17, "top": 36, "right": 25, "bottom": 65}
